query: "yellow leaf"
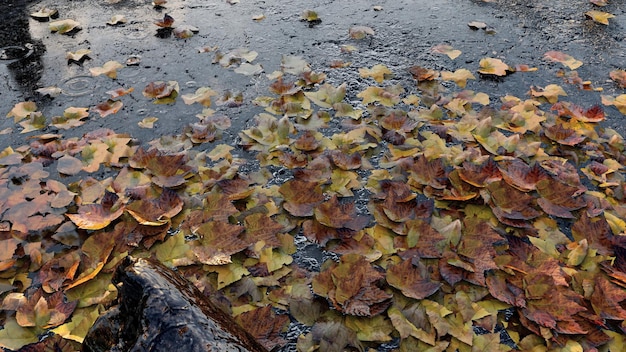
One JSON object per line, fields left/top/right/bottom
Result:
{"left": 6, "top": 101, "right": 38, "bottom": 123}
{"left": 441, "top": 69, "right": 475, "bottom": 88}
{"left": 431, "top": 44, "right": 462, "bottom": 60}
{"left": 478, "top": 58, "right": 510, "bottom": 76}
{"left": 601, "top": 94, "right": 626, "bottom": 114}
{"left": 52, "top": 306, "right": 101, "bottom": 343}
{"left": 89, "top": 61, "right": 124, "bottom": 79}
{"left": 138, "top": 116, "right": 158, "bottom": 128}
{"left": 529, "top": 84, "right": 567, "bottom": 103}
{"left": 49, "top": 19, "right": 80, "bottom": 34}
{"left": 359, "top": 64, "right": 393, "bottom": 83}
{"left": 585, "top": 10, "right": 615, "bottom": 25}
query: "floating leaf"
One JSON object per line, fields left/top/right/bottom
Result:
{"left": 441, "top": 69, "right": 475, "bottom": 88}
{"left": 585, "top": 10, "right": 615, "bottom": 25}
{"left": 30, "top": 7, "right": 58, "bottom": 21}
{"left": 106, "top": 15, "right": 127, "bottom": 25}
{"left": 57, "top": 155, "right": 83, "bottom": 175}
{"left": 181, "top": 87, "right": 217, "bottom": 106}
{"left": 300, "top": 10, "right": 321, "bottom": 25}
{"left": 6, "top": 101, "right": 38, "bottom": 123}
{"left": 92, "top": 99, "right": 123, "bottom": 117}
{"left": 349, "top": 25, "right": 375, "bottom": 39}
{"left": 143, "top": 81, "right": 179, "bottom": 103}
{"left": 66, "top": 49, "right": 91, "bottom": 62}
{"left": 138, "top": 116, "right": 158, "bottom": 128}
{"left": 468, "top": 21, "right": 487, "bottom": 29}
{"left": 359, "top": 64, "right": 393, "bottom": 83}
{"left": 431, "top": 44, "right": 461, "bottom": 59}
{"left": 154, "top": 13, "right": 174, "bottom": 28}
{"left": 544, "top": 51, "right": 583, "bottom": 70}
{"left": 529, "top": 84, "right": 567, "bottom": 103}
{"left": 609, "top": 69, "right": 626, "bottom": 88}
{"left": 173, "top": 25, "right": 198, "bottom": 39}
{"left": 478, "top": 57, "right": 510, "bottom": 76}
{"left": 234, "top": 63, "right": 264, "bottom": 76}
{"left": 601, "top": 94, "right": 626, "bottom": 114}
{"left": 89, "top": 61, "right": 124, "bottom": 79}
{"left": 49, "top": 19, "right": 80, "bottom": 34}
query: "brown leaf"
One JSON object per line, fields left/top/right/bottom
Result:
{"left": 408, "top": 66, "right": 439, "bottom": 82}
{"left": 312, "top": 254, "right": 391, "bottom": 316}
{"left": 66, "top": 192, "right": 124, "bottom": 230}
{"left": 278, "top": 179, "right": 324, "bottom": 217}
{"left": 387, "top": 259, "right": 441, "bottom": 300}
{"left": 92, "top": 99, "right": 123, "bottom": 117}
{"left": 190, "top": 220, "right": 247, "bottom": 265}
{"left": 235, "top": 306, "right": 289, "bottom": 350}
{"left": 242, "top": 213, "right": 284, "bottom": 247}
{"left": 125, "top": 188, "right": 184, "bottom": 226}
{"left": 314, "top": 195, "right": 369, "bottom": 231}
{"left": 458, "top": 157, "right": 502, "bottom": 187}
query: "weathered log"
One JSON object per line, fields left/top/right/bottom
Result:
{"left": 82, "top": 256, "right": 269, "bottom": 352}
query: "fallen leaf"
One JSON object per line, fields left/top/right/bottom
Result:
{"left": 66, "top": 192, "right": 124, "bottom": 230}
{"left": 154, "top": 13, "right": 174, "bottom": 28}
{"left": 49, "top": 19, "right": 80, "bottom": 34}
{"left": 478, "top": 57, "right": 510, "bottom": 76}
{"left": 359, "top": 64, "right": 393, "bottom": 83}
{"left": 181, "top": 87, "right": 217, "bottom": 106}
{"left": 138, "top": 117, "right": 158, "bottom": 128}
{"left": 585, "top": 10, "right": 615, "bottom": 25}
{"left": 609, "top": 69, "right": 626, "bottom": 88}
{"left": 89, "top": 61, "right": 124, "bottom": 79}
{"left": 234, "top": 63, "right": 264, "bottom": 76}
{"left": 30, "top": 7, "right": 58, "bottom": 21}
{"left": 92, "top": 99, "right": 123, "bottom": 117}
{"left": 529, "top": 84, "right": 567, "bottom": 103}
{"left": 441, "top": 69, "right": 475, "bottom": 88}
{"left": 6, "top": 101, "right": 38, "bottom": 123}
{"left": 431, "top": 44, "right": 461, "bottom": 59}
{"left": 544, "top": 51, "right": 583, "bottom": 70}
{"left": 349, "top": 26, "right": 375, "bottom": 39}
{"left": 468, "top": 21, "right": 487, "bottom": 29}
{"left": 106, "top": 15, "right": 127, "bottom": 25}
{"left": 601, "top": 94, "right": 626, "bottom": 114}
{"left": 66, "top": 49, "right": 91, "bottom": 62}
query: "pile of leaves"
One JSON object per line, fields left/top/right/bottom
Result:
{"left": 3, "top": 2, "right": 626, "bottom": 352}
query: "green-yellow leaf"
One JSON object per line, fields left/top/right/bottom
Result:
{"left": 0, "top": 317, "right": 39, "bottom": 350}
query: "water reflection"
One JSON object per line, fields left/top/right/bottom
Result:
{"left": 1, "top": 0, "right": 45, "bottom": 99}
